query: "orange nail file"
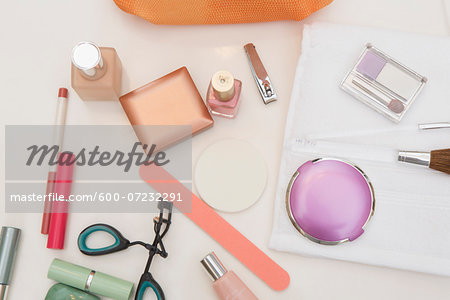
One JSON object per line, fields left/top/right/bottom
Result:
{"left": 140, "top": 164, "right": 290, "bottom": 291}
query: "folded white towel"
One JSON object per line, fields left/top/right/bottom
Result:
{"left": 269, "top": 22, "right": 450, "bottom": 276}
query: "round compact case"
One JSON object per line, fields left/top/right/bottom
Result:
{"left": 286, "top": 158, "right": 375, "bottom": 245}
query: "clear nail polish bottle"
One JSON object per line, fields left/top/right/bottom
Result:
{"left": 206, "top": 71, "right": 242, "bottom": 118}
{"left": 71, "top": 41, "right": 122, "bottom": 101}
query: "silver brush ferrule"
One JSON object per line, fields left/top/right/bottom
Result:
{"left": 418, "top": 122, "right": 450, "bottom": 130}
{"left": 398, "top": 151, "right": 430, "bottom": 167}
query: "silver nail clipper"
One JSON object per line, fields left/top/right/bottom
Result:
{"left": 244, "top": 43, "right": 277, "bottom": 104}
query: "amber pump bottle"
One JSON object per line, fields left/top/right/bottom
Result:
{"left": 71, "top": 41, "right": 122, "bottom": 101}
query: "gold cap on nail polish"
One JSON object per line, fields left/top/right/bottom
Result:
{"left": 211, "top": 71, "right": 235, "bottom": 102}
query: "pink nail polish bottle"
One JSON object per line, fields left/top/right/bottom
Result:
{"left": 201, "top": 252, "right": 258, "bottom": 300}
{"left": 206, "top": 71, "right": 242, "bottom": 118}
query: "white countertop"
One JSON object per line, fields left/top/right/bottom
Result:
{"left": 1, "top": 0, "right": 450, "bottom": 299}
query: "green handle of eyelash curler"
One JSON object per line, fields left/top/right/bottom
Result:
{"left": 78, "top": 224, "right": 130, "bottom": 256}
{"left": 136, "top": 273, "right": 165, "bottom": 300}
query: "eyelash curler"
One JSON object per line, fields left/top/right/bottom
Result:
{"left": 77, "top": 201, "right": 173, "bottom": 300}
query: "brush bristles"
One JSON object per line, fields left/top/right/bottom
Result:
{"left": 430, "top": 149, "right": 450, "bottom": 175}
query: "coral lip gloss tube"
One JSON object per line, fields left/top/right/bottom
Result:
{"left": 41, "top": 87, "right": 69, "bottom": 234}
{"left": 201, "top": 252, "right": 258, "bottom": 300}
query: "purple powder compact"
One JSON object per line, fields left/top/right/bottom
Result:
{"left": 340, "top": 43, "right": 427, "bottom": 123}
{"left": 286, "top": 158, "right": 375, "bottom": 245}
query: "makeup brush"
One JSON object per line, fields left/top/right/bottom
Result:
{"left": 398, "top": 149, "right": 450, "bottom": 175}
{"left": 306, "top": 122, "right": 450, "bottom": 140}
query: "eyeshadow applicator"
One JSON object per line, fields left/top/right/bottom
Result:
{"left": 352, "top": 78, "right": 404, "bottom": 114}
{"left": 398, "top": 149, "right": 450, "bottom": 175}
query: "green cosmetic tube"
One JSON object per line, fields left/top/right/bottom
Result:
{"left": 0, "top": 227, "right": 21, "bottom": 300}
{"left": 47, "top": 259, "right": 134, "bottom": 300}
{"left": 45, "top": 283, "right": 100, "bottom": 300}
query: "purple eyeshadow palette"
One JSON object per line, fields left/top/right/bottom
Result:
{"left": 340, "top": 43, "right": 427, "bottom": 123}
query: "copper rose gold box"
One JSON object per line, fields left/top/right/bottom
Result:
{"left": 119, "top": 67, "right": 214, "bottom": 150}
